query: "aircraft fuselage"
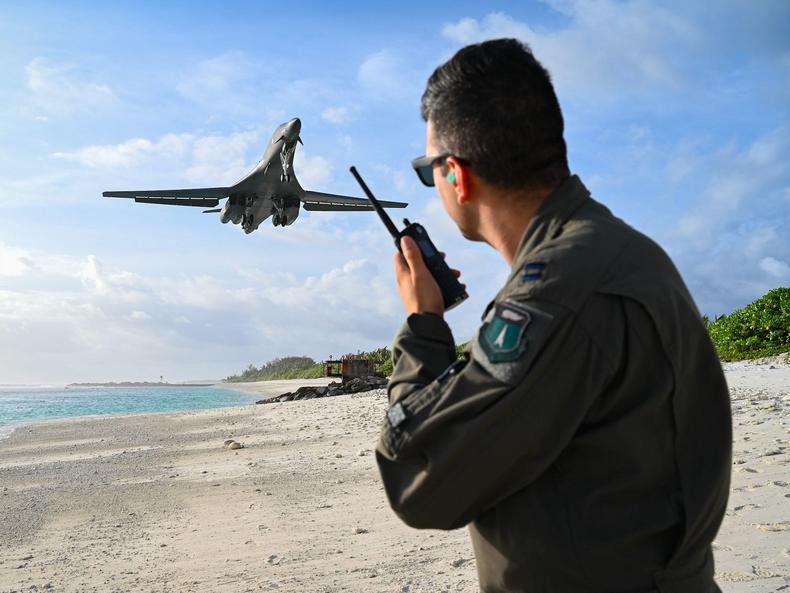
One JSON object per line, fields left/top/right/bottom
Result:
{"left": 221, "top": 117, "right": 304, "bottom": 233}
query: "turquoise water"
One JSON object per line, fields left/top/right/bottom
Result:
{"left": 0, "top": 385, "right": 257, "bottom": 437}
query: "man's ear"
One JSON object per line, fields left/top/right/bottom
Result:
{"left": 446, "top": 157, "right": 473, "bottom": 205}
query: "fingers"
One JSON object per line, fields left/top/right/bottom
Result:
{"left": 393, "top": 251, "right": 409, "bottom": 284}
{"left": 392, "top": 237, "right": 448, "bottom": 315}
{"left": 400, "top": 236, "right": 425, "bottom": 274}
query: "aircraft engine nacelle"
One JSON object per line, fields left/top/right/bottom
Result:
{"left": 221, "top": 202, "right": 243, "bottom": 225}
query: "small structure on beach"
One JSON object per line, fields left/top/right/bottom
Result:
{"left": 324, "top": 358, "right": 377, "bottom": 383}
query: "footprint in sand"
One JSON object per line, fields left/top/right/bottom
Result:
{"left": 733, "top": 503, "right": 762, "bottom": 514}
{"left": 752, "top": 521, "right": 790, "bottom": 532}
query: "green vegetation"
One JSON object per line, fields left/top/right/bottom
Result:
{"left": 704, "top": 287, "right": 790, "bottom": 361}
{"left": 225, "top": 356, "right": 323, "bottom": 382}
{"left": 225, "top": 348, "right": 394, "bottom": 383}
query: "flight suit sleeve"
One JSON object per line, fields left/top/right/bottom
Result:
{"left": 376, "top": 297, "right": 617, "bottom": 530}
{"left": 387, "top": 312, "right": 458, "bottom": 406}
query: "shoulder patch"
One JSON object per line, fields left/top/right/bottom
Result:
{"left": 472, "top": 299, "right": 554, "bottom": 385}
{"left": 479, "top": 301, "right": 531, "bottom": 363}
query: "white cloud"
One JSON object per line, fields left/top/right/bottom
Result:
{"left": 52, "top": 128, "right": 265, "bottom": 186}
{"left": 662, "top": 127, "right": 790, "bottom": 315}
{"left": 441, "top": 5, "right": 698, "bottom": 97}
{"left": 26, "top": 57, "right": 118, "bottom": 116}
{"left": 80, "top": 255, "right": 147, "bottom": 303}
{"left": 176, "top": 51, "right": 258, "bottom": 114}
{"left": 0, "top": 244, "right": 37, "bottom": 276}
{"left": 321, "top": 106, "right": 350, "bottom": 124}
{"left": 0, "top": 239, "right": 409, "bottom": 384}
{"left": 186, "top": 129, "right": 263, "bottom": 184}
{"left": 294, "top": 150, "right": 332, "bottom": 189}
{"left": 759, "top": 257, "right": 790, "bottom": 279}
{"left": 339, "top": 134, "right": 353, "bottom": 150}
{"left": 358, "top": 50, "right": 421, "bottom": 100}
{"left": 53, "top": 133, "right": 193, "bottom": 169}
{"left": 676, "top": 127, "right": 789, "bottom": 247}
{"left": 128, "top": 310, "right": 151, "bottom": 321}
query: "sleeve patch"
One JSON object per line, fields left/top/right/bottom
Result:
{"left": 479, "top": 301, "right": 532, "bottom": 362}
{"left": 472, "top": 299, "right": 554, "bottom": 385}
{"left": 387, "top": 402, "right": 408, "bottom": 428}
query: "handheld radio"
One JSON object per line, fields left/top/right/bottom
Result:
{"left": 350, "top": 166, "right": 468, "bottom": 311}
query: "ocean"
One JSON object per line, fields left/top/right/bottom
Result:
{"left": 0, "top": 385, "right": 258, "bottom": 439}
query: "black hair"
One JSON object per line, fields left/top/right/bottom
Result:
{"left": 421, "top": 38, "right": 569, "bottom": 189}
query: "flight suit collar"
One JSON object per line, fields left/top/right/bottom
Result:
{"left": 480, "top": 174, "right": 590, "bottom": 319}
{"left": 506, "top": 174, "right": 590, "bottom": 286}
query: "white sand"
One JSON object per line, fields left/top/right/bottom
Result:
{"left": 0, "top": 363, "right": 787, "bottom": 592}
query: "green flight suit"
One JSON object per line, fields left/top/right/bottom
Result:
{"left": 376, "top": 175, "right": 732, "bottom": 593}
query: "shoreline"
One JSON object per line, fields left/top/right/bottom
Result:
{"left": 0, "top": 380, "right": 333, "bottom": 443}
{"left": 0, "top": 383, "right": 274, "bottom": 443}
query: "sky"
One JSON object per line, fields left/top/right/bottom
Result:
{"left": 0, "top": 0, "right": 788, "bottom": 384}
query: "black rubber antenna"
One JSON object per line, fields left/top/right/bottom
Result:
{"left": 350, "top": 166, "right": 400, "bottom": 240}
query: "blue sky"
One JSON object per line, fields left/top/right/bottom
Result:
{"left": 0, "top": 1, "right": 787, "bottom": 383}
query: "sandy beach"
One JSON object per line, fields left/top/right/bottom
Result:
{"left": 1, "top": 361, "right": 787, "bottom": 593}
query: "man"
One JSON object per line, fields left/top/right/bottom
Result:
{"left": 375, "top": 39, "right": 731, "bottom": 593}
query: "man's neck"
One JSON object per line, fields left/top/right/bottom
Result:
{"left": 479, "top": 185, "right": 557, "bottom": 266}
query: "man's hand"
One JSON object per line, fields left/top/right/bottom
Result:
{"left": 394, "top": 236, "right": 462, "bottom": 316}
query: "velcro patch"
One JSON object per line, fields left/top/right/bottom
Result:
{"left": 472, "top": 299, "right": 554, "bottom": 385}
{"left": 387, "top": 402, "right": 408, "bottom": 428}
{"left": 522, "top": 261, "right": 546, "bottom": 282}
{"left": 479, "top": 302, "right": 532, "bottom": 363}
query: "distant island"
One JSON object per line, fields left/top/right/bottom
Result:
{"left": 66, "top": 382, "right": 214, "bottom": 388}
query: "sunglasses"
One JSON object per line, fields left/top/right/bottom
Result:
{"left": 411, "top": 153, "right": 470, "bottom": 187}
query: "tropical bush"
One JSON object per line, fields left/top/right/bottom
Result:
{"left": 704, "top": 287, "right": 790, "bottom": 361}
{"left": 225, "top": 348, "right": 395, "bottom": 382}
{"left": 225, "top": 356, "right": 323, "bottom": 382}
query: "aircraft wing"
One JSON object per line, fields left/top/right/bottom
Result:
{"left": 103, "top": 187, "right": 230, "bottom": 208}
{"left": 302, "top": 191, "right": 406, "bottom": 211}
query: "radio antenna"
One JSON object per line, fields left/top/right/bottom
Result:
{"left": 350, "top": 166, "right": 400, "bottom": 240}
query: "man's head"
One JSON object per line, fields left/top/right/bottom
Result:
{"left": 421, "top": 38, "right": 569, "bottom": 191}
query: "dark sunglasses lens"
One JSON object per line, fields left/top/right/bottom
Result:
{"left": 416, "top": 165, "right": 435, "bottom": 187}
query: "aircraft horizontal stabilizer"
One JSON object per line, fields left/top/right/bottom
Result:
{"left": 302, "top": 190, "right": 406, "bottom": 209}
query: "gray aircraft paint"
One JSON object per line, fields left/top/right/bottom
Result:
{"left": 103, "top": 118, "right": 406, "bottom": 234}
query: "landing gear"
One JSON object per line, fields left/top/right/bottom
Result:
{"left": 270, "top": 195, "right": 298, "bottom": 228}
{"left": 280, "top": 143, "right": 294, "bottom": 183}
{"left": 242, "top": 213, "right": 255, "bottom": 233}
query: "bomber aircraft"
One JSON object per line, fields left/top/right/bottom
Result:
{"left": 103, "top": 118, "right": 407, "bottom": 234}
